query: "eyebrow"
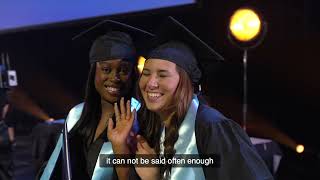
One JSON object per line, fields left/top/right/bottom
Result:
{"left": 158, "top": 70, "right": 169, "bottom": 73}
{"left": 98, "top": 61, "right": 111, "bottom": 66}
{"left": 99, "top": 61, "right": 130, "bottom": 67}
{"left": 143, "top": 68, "right": 170, "bottom": 74}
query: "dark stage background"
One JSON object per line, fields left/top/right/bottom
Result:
{"left": 0, "top": 0, "right": 319, "bottom": 179}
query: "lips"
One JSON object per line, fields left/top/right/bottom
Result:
{"left": 105, "top": 86, "right": 120, "bottom": 96}
{"left": 146, "top": 92, "right": 163, "bottom": 102}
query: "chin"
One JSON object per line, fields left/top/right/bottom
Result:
{"left": 145, "top": 103, "right": 163, "bottom": 113}
{"left": 103, "top": 94, "right": 119, "bottom": 103}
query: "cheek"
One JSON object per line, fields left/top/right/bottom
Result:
{"left": 163, "top": 78, "right": 179, "bottom": 93}
{"left": 94, "top": 74, "right": 101, "bottom": 88}
{"left": 139, "top": 77, "right": 147, "bottom": 90}
{"left": 94, "top": 71, "right": 109, "bottom": 93}
{"left": 95, "top": 70, "right": 107, "bottom": 83}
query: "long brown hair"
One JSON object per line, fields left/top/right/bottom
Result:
{"left": 137, "top": 65, "right": 193, "bottom": 176}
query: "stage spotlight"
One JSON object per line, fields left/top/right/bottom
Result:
{"left": 229, "top": 8, "right": 261, "bottom": 42}
{"left": 228, "top": 7, "right": 267, "bottom": 49}
{"left": 227, "top": 7, "right": 267, "bottom": 131}
{"left": 296, "top": 144, "right": 304, "bottom": 153}
{"left": 137, "top": 56, "right": 146, "bottom": 74}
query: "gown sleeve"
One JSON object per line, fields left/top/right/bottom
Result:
{"left": 195, "top": 104, "right": 274, "bottom": 180}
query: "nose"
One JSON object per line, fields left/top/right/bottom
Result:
{"left": 146, "top": 75, "right": 159, "bottom": 89}
{"left": 110, "top": 71, "right": 120, "bottom": 83}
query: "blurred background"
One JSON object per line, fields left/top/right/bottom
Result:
{"left": 0, "top": 0, "right": 319, "bottom": 179}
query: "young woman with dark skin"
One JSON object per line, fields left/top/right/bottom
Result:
{"left": 40, "top": 20, "right": 153, "bottom": 180}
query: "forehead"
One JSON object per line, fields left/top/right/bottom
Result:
{"left": 144, "top": 59, "right": 176, "bottom": 70}
{"left": 97, "top": 59, "right": 132, "bottom": 66}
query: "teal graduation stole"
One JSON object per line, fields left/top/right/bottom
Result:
{"left": 41, "top": 103, "right": 85, "bottom": 180}
{"left": 91, "top": 142, "right": 114, "bottom": 179}
{"left": 41, "top": 97, "right": 141, "bottom": 180}
{"left": 161, "top": 95, "right": 205, "bottom": 180}
{"left": 91, "top": 97, "right": 141, "bottom": 179}
{"left": 92, "top": 97, "right": 140, "bottom": 179}
{"left": 40, "top": 103, "right": 115, "bottom": 180}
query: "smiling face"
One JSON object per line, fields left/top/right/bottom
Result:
{"left": 139, "top": 59, "right": 180, "bottom": 114}
{"left": 94, "top": 59, "right": 133, "bottom": 103}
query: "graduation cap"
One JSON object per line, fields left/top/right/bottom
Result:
{"left": 72, "top": 19, "right": 155, "bottom": 64}
{"left": 147, "top": 16, "right": 224, "bottom": 85}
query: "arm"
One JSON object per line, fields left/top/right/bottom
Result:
{"left": 134, "top": 135, "right": 160, "bottom": 180}
{"left": 107, "top": 98, "right": 135, "bottom": 180}
{"left": 1, "top": 104, "right": 9, "bottom": 119}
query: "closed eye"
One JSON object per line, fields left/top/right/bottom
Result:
{"left": 158, "top": 70, "right": 169, "bottom": 78}
{"left": 142, "top": 69, "right": 150, "bottom": 76}
{"left": 159, "top": 73, "right": 168, "bottom": 78}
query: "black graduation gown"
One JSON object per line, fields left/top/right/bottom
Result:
{"left": 37, "top": 131, "right": 112, "bottom": 180}
{"left": 195, "top": 104, "right": 274, "bottom": 180}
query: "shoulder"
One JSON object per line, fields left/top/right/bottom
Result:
{"left": 195, "top": 104, "right": 252, "bottom": 152}
{"left": 66, "top": 103, "right": 84, "bottom": 131}
{"left": 195, "top": 105, "right": 273, "bottom": 179}
{"left": 196, "top": 104, "right": 244, "bottom": 132}
{"left": 196, "top": 104, "right": 227, "bottom": 124}
{"left": 68, "top": 103, "right": 84, "bottom": 116}
{"left": 195, "top": 104, "right": 235, "bottom": 131}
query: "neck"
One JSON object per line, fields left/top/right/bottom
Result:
{"left": 100, "top": 99, "right": 114, "bottom": 122}
{"left": 158, "top": 110, "right": 175, "bottom": 128}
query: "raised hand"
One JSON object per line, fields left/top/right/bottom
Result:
{"left": 107, "top": 97, "right": 136, "bottom": 154}
{"left": 135, "top": 135, "right": 160, "bottom": 180}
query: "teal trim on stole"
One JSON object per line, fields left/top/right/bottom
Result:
{"left": 40, "top": 103, "right": 114, "bottom": 180}
{"left": 163, "top": 95, "right": 206, "bottom": 180}
{"left": 91, "top": 142, "right": 114, "bottom": 179}
{"left": 92, "top": 97, "right": 141, "bottom": 179}
{"left": 41, "top": 97, "right": 141, "bottom": 179}
{"left": 40, "top": 135, "right": 63, "bottom": 180}
{"left": 40, "top": 103, "right": 85, "bottom": 180}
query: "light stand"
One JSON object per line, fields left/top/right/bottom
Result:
{"left": 228, "top": 7, "right": 267, "bottom": 131}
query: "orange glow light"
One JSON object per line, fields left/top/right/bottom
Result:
{"left": 296, "top": 144, "right": 304, "bottom": 153}
{"left": 229, "top": 8, "right": 261, "bottom": 42}
{"left": 137, "top": 56, "right": 146, "bottom": 74}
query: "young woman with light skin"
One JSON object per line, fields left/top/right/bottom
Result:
{"left": 116, "top": 41, "right": 272, "bottom": 180}
{"left": 115, "top": 53, "right": 273, "bottom": 180}
{"left": 135, "top": 58, "right": 190, "bottom": 180}
{"left": 113, "top": 17, "right": 273, "bottom": 180}
{"left": 139, "top": 59, "right": 183, "bottom": 180}
{"left": 112, "top": 58, "right": 191, "bottom": 179}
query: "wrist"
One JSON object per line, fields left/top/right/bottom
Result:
{"left": 112, "top": 144, "right": 130, "bottom": 154}
{"left": 116, "top": 167, "right": 130, "bottom": 180}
